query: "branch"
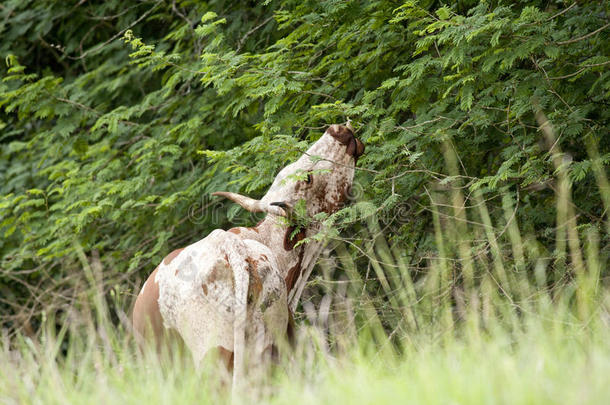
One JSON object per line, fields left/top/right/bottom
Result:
{"left": 54, "top": 97, "right": 138, "bottom": 126}
{"left": 236, "top": 15, "right": 275, "bottom": 53}
{"left": 557, "top": 21, "right": 610, "bottom": 45}
{"left": 546, "top": 2, "right": 577, "bottom": 21}
{"left": 66, "top": 0, "right": 163, "bottom": 60}
{"left": 549, "top": 60, "right": 610, "bottom": 80}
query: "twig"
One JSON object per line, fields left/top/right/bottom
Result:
{"left": 90, "top": 3, "right": 144, "bottom": 21}
{"left": 557, "top": 21, "right": 610, "bottom": 45}
{"left": 303, "top": 90, "right": 336, "bottom": 100}
{"left": 549, "top": 60, "right": 610, "bottom": 80}
{"left": 67, "top": 0, "right": 163, "bottom": 60}
{"left": 236, "top": 15, "right": 275, "bottom": 53}
{"left": 171, "top": 0, "right": 195, "bottom": 27}
{"left": 546, "top": 2, "right": 577, "bottom": 21}
{"left": 396, "top": 117, "right": 445, "bottom": 130}
{"left": 54, "top": 97, "right": 138, "bottom": 126}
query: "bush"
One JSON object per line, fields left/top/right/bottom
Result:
{"left": 0, "top": 1, "right": 608, "bottom": 332}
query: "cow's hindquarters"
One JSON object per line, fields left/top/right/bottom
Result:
{"left": 147, "top": 231, "right": 289, "bottom": 375}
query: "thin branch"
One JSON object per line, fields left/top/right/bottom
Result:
{"left": 557, "top": 21, "right": 610, "bottom": 45}
{"left": 66, "top": 0, "right": 163, "bottom": 60}
{"left": 90, "top": 3, "right": 144, "bottom": 21}
{"left": 396, "top": 117, "right": 445, "bottom": 131}
{"left": 171, "top": 0, "right": 195, "bottom": 27}
{"left": 54, "top": 97, "right": 139, "bottom": 126}
{"left": 549, "top": 60, "right": 610, "bottom": 80}
{"left": 236, "top": 15, "right": 275, "bottom": 53}
{"left": 303, "top": 90, "right": 336, "bottom": 100}
{"left": 546, "top": 2, "right": 577, "bottom": 21}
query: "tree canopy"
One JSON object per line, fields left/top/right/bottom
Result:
{"left": 1, "top": 0, "right": 608, "bottom": 330}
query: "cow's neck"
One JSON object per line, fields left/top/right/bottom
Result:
{"left": 234, "top": 215, "right": 325, "bottom": 312}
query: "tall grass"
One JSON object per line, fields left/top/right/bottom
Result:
{"left": 1, "top": 128, "right": 608, "bottom": 404}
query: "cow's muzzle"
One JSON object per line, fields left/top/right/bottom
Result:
{"left": 327, "top": 124, "right": 365, "bottom": 161}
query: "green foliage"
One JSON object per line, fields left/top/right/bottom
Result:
{"left": 1, "top": 181, "right": 609, "bottom": 403}
{"left": 0, "top": 0, "right": 608, "bottom": 329}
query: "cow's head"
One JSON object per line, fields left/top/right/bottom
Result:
{"left": 213, "top": 124, "right": 364, "bottom": 219}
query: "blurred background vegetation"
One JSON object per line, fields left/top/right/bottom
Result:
{"left": 0, "top": 0, "right": 608, "bottom": 380}
{"left": 0, "top": 1, "right": 609, "bottom": 403}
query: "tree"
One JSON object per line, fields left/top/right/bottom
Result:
{"left": 1, "top": 0, "right": 608, "bottom": 332}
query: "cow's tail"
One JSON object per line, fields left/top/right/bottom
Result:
{"left": 222, "top": 237, "right": 249, "bottom": 395}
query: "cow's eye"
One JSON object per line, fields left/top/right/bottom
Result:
{"left": 305, "top": 173, "right": 313, "bottom": 184}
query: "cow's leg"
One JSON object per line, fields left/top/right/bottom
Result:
{"left": 248, "top": 316, "right": 268, "bottom": 393}
{"left": 132, "top": 267, "right": 165, "bottom": 350}
{"left": 232, "top": 269, "right": 248, "bottom": 394}
{"left": 253, "top": 319, "right": 266, "bottom": 361}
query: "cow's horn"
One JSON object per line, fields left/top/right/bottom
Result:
{"left": 270, "top": 201, "right": 288, "bottom": 209}
{"left": 212, "top": 192, "right": 287, "bottom": 216}
{"left": 346, "top": 119, "right": 354, "bottom": 132}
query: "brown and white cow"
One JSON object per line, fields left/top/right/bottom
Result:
{"left": 132, "top": 124, "right": 364, "bottom": 385}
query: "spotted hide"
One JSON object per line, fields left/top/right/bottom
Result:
{"left": 132, "top": 124, "right": 364, "bottom": 386}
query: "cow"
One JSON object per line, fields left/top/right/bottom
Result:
{"left": 132, "top": 124, "right": 364, "bottom": 387}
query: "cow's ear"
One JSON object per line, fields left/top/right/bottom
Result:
{"left": 346, "top": 137, "right": 365, "bottom": 160}
{"left": 355, "top": 138, "right": 365, "bottom": 158}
